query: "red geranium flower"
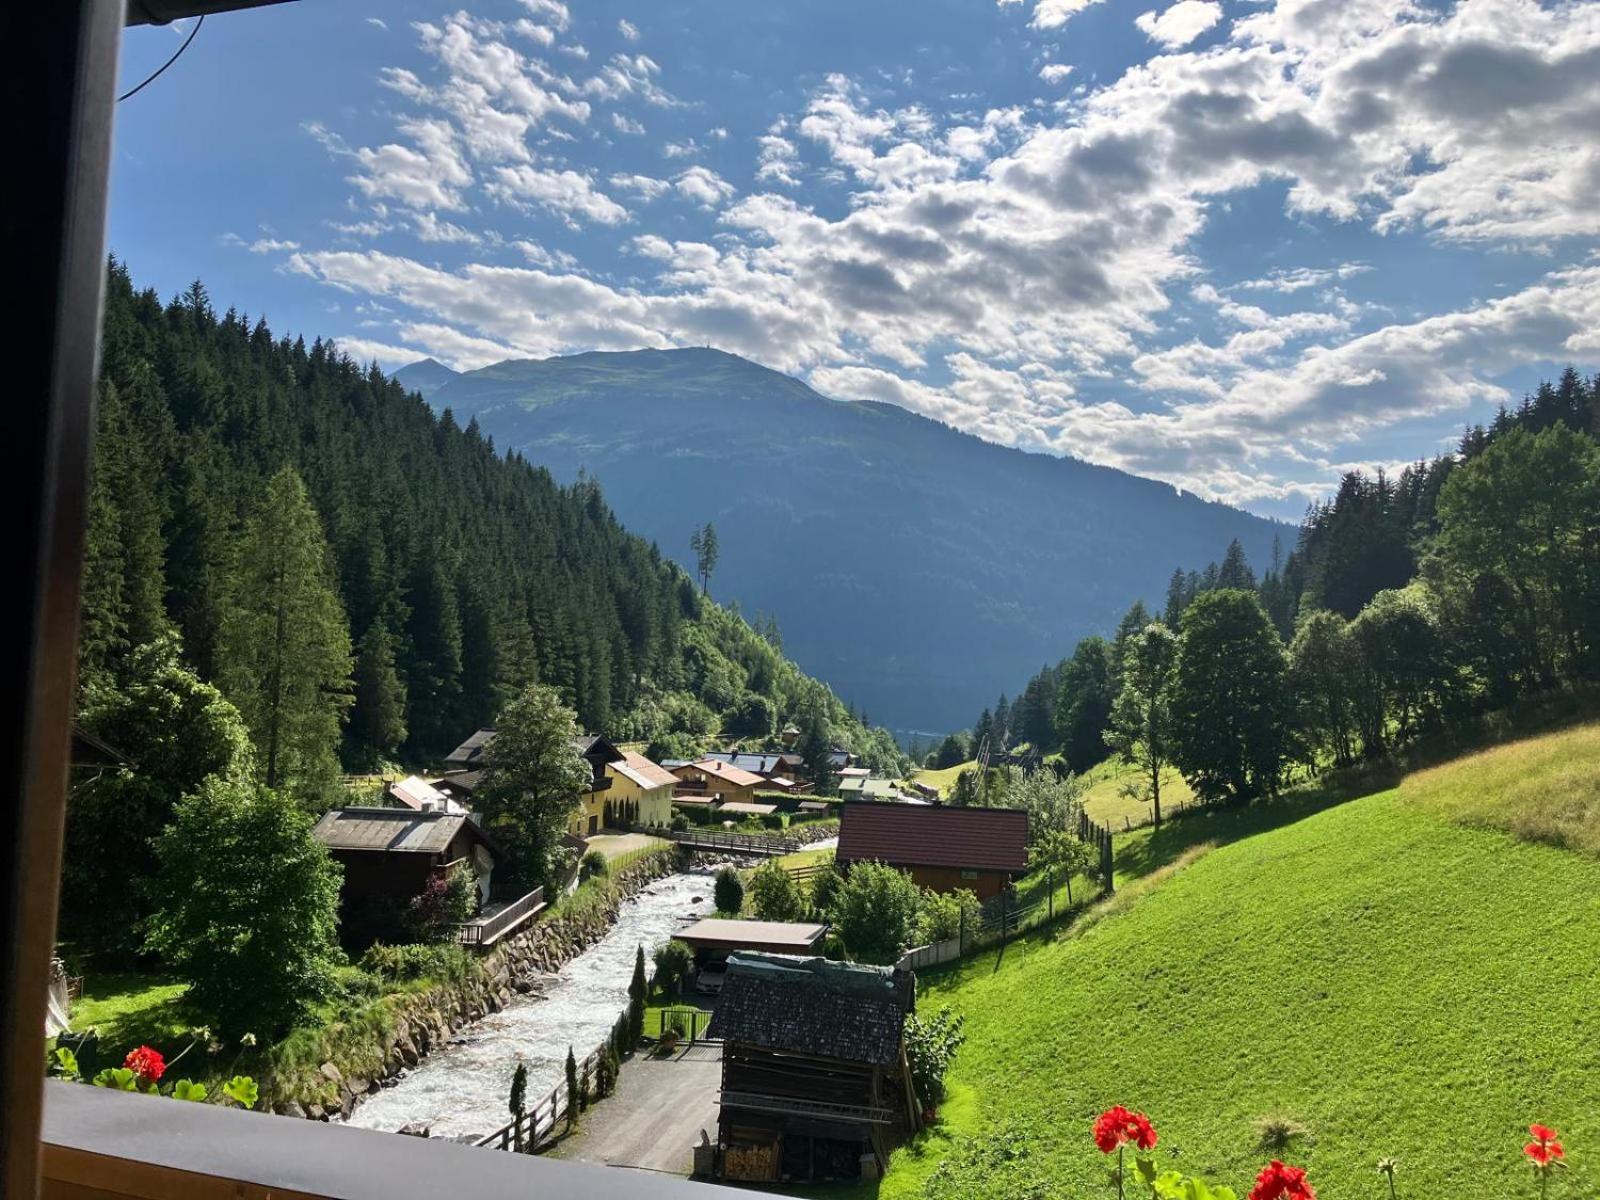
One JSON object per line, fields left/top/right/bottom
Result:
{"left": 1092, "top": 1106, "right": 1158, "bottom": 1154}
{"left": 123, "top": 1045, "right": 166, "bottom": 1084}
{"left": 1525, "top": 1124, "right": 1564, "bottom": 1168}
{"left": 1248, "top": 1160, "right": 1316, "bottom": 1200}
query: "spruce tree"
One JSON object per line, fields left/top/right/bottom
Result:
{"left": 565, "top": 1047, "right": 579, "bottom": 1130}
{"left": 216, "top": 467, "right": 353, "bottom": 795}
{"left": 351, "top": 624, "right": 407, "bottom": 759}
{"left": 627, "top": 945, "right": 648, "bottom": 1045}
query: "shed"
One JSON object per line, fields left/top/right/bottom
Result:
{"left": 677, "top": 918, "right": 827, "bottom": 960}
{"left": 707, "top": 953, "right": 917, "bottom": 1184}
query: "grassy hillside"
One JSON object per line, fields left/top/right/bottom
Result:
{"left": 875, "top": 724, "right": 1600, "bottom": 1199}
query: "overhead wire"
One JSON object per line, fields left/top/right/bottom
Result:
{"left": 118, "top": 14, "right": 205, "bottom": 103}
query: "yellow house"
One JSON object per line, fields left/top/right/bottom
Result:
{"left": 603, "top": 751, "right": 679, "bottom": 829}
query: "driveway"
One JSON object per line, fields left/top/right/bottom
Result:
{"left": 585, "top": 832, "right": 671, "bottom": 862}
{"left": 549, "top": 1042, "right": 722, "bottom": 1175}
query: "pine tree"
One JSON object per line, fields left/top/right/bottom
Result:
{"left": 351, "top": 624, "right": 408, "bottom": 759}
{"left": 216, "top": 467, "right": 353, "bottom": 795}
{"left": 628, "top": 945, "right": 648, "bottom": 1045}
{"left": 565, "top": 1046, "right": 579, "bottom": 1130}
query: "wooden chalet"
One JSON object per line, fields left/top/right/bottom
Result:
{"left": 670, "top": 758, "right": 765, "bottom": 807}
{"left": 836, "top": 801, "right": 1028, "bottom": 901}
{"left": 706, "top": 953, "right": 918, "bottom": 1184}
{"left": 312, "top": 807, "right": 501, "bottom": 911}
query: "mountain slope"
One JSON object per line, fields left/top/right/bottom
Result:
{"left": 404, "top": 348, "right": 1285, "bottom": 733}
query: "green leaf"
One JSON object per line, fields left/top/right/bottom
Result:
{"left": 92, "top": 1067, "right": 139, "bottom": 1091}
{"left": 1151, "top": 1171, "right": 1188, "bottom": 1199}
{"left": 171, "top": 1079, "right": 208, "bottom": 1102}
{"left": 1135, "top": 1156, "right": 1159, "bottom": 1185}
{"left": 53, "top": 1047, "right": 80, "bottom": 1079}
{"left": 222, "top": 1075, "right": 259, "bottom": 1109}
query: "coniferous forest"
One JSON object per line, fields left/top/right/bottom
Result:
{"left": 962, "top": 367, "right": 1600, "bottom": 785}
{"left": 77, "top": 260, "right": 905, "bottom": 789}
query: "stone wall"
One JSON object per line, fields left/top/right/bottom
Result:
{"left": 271, "top": 848, "right": 678, "bottom": 1122}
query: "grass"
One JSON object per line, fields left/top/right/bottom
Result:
{"left": 1078, "top": 757, "right": 1197, "bottom": 831}
{"left": 71, "top": 970, "right": 191, "bottom": 1062}
{"left": 866, "top": 721, "right": 1600, "bottom": 1200}
{"left": 912, "top": 761, "right": 973, "bottom": 798}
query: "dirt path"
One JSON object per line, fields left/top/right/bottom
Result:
{"left": 548, "top": 1042, "right": 722, "bottom": 1175}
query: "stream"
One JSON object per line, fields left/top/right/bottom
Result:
{"left": 345, "top": 870, "right": 717, "bottom": 1140}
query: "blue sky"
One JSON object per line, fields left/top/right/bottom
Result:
{"left": 111, "top": 0, "right": 1600, "bottom": 517}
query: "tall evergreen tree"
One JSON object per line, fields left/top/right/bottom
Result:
{"left": 351, "top": 624, "right": 408, "bottom": 759}
{"left": 1054, "top": 638, "right": 1116, "bottom": 773}
{"left": 216, "top": 467, "right": 353, "bottom": 796}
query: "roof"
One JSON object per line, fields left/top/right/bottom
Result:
{"left": 671, "top": 794, "right": 718, "bottom": 807}
{"left": 677, "top": 919, "right": 827, "bottom": 952}
{"left": 716, "top": 801, "right": 778, "bottom": 817}
{"left": 574, "top": 734, "right": 624, "bottom": 764}
{"left": 798, "top": 800, "right": 831, "bottom": 812}
{"left": 311, "top": 807, "right": 498, "bottom": 859}
{"left": 675, "top": 759, "right": 764, "bottom": 788}
{"left": 609, "top": 750, "right": 678, "bottom": 790}
{"left": 839, "top": 776, "right": 902, "bottom": 799}
{"left": 837, "top": 802, "right": 1028, "bottom": 873}
{"left": 703, "top": 751, "right": 797, "bottom": 776}
{"left": 837, "top": 766, "right": 871, "bottom": 779}
{"left": 71, "top": 724, "right": 129, "bottom": 768}
{"left": 433, "top": 770, "right": 483, "bottom": 797}
{"left": 706, "top": 953, "right": 913, "bottom": 1065}
{"left": 388, "top": 775, "right": 449, "bottom": 811}
{"left": 443, "top": 727, "right": 495, "bottom": 768}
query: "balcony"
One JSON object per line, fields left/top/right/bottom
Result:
{"left": 453, "top": 885, "right": 546, "bottom": 948}
{"left": 41, "top": 1080, "right": 738, "bottom": 1199}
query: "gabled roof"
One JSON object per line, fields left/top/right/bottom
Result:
{"left": 312, "top": 807, "right": 499, "bottom": 859}
{"left": 443, "top": 727, "right": 495, "bottom": 768}
{"left": 704, "top": 751, "right": 793, "bottom": 775}
{"left": 610, "top": 750, "right": 678, "bottom": 790}
{"left": 706, "top": 952, "right": 913, "bottom": 1066}
{"left": 675, "top": 758, "right": 764, "bottom": 788}
{"left": 387, "top": 775, "right": 450, "bottom": 811}
{"left": 837, "top": 802, "right": 1028, "bottom": 873}
{"left": 574, "top": 734, "right": 624, "bottom": 764}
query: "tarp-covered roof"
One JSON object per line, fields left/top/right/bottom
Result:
{"left": 707, "top": 953, "right": 913, "bottom": 1065}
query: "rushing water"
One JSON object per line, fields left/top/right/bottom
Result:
{"left": 346, "top": 870, "right": 716, "bottom": 1139}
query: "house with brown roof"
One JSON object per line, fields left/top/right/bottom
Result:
{"left": 597, "top": 749, "right": 679, "bottom": 830}
{"left": 670, "top": 758, "right": 766, "bottom": 807}
{"left": 836, "top": 802, "right": 1028, "bottom": 901}
{"left": 706, "top": 953, "right": 918, "bottom": 1184}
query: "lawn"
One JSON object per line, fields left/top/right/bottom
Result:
{"left": 911, "top": 761, "right": 973, "bottom": 798}
{"left": 1078, "top": 756, "right": 1197, "bottom": 831}
{"left": 869, "top": 722, "right": 1600, "bottom": 1200}
{"left": 70, "top": 971, "right": 192, "bottom": 1065}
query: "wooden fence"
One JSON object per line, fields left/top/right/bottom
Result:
{"left": 471, "top": 1035, "right": 607, "bottom": 1153}
{"left": 454, "top": 886, "right": 545, "bottom": 948}
{"left": 639, "top": 825, "right": 804, "bottom": 857}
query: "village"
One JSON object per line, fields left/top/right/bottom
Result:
{"left": 286, "top": 719, "right": 1071, "bottom": 1186}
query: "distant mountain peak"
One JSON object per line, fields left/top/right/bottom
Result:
{"left": 393, "top": 356, "right": 462, "bottom": 400}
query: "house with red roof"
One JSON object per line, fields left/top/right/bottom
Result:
{"left": 836, "top": 801, "right": 1028, "bottom": 900}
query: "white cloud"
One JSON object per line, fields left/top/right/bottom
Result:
{"left": 674, "top": 166, "right": 737, "bottom": 208}
{"left": 487, "top": 165, "right": 629, "bottom": 226}
{"left": 609, "top": 172, "right": 672, "bottom": 199}
{"left": 611, "top": 112, "right": 646, "bottom": 135}
{"left": 1039, "top": 63, "right": 1075, "bottom": 84}
{"left": 365, "top": 17, "right": 387, "bottom": 31}
{"left": 1135, "top": 1, "right": 1224, "bottom": 49}
{"left": 247, "top": 237, "right": 300, "bottom": 254}
{"left": 617, "top": 18, "right": 640, "bottom": 41}
{"left": 328, "top": 335, "right": 427, "bottom": 368}
{"left": 1022, "top": 0, "right": 1104, "bottom": 33}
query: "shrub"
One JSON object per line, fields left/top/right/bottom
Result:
{"left": 905, "top": 1008, "right": 965, "bottom": 1109}
{"left": 713, "top": 867, "right": 744, "bottom": 914}
{"left": 407, "top": 868, "right": 475, "bottom": 942}
{"left": 916, "top": 887, "right": 981, "bottom": 945}
{"left": 748, "top": 861, "right": 807, "bottom": 922}
{"left": 669, "top": 812, "right": 690, "bottom": 831}
{"left": 359, "top": 942, "right": 474, "bottom": 985}
{"left": 652, "top": 939, "right": 694, "bottom": 996}
{"left": 833, "top": 862, "right": 922, "bottom": 964}
{"left": 809, "top": 860, "right": 844, "bottom": 917}
{"left": 580, "top": 849, "right": 610, "bottom": 881}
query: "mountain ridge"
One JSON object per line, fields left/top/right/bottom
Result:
{"left": 398, "top": 348, "right": 1286, "bottom": 734}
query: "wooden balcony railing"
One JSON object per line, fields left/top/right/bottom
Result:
{"left": 454, "top": 886, "right": 545, "bottom": 948}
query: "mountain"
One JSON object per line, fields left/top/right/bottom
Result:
{"left": 392, "top": 356, "right": 460, "bottom": 399}
{"left": 418, "top": 348, "right": 1286, "bottom": 735}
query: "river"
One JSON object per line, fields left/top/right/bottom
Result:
{"left": 345, "top": 869, "right": 717, "bottom": 1140}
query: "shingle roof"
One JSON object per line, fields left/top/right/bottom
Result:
{"left": 706, "top": 953, "right": 913, "bottom": 1065}
{"left": 610, "top": 750, "right": 678, "bottom": 790}
{"left": 312, "top": 807, "right": 494, "bottom": 857}
{"left": 443, "top": 727, "right": 495, "bottom": 768}
{"left": 837, "top": 802, "right": 1028, "bottom": 873}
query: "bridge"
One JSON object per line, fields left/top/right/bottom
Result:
{"left": 642, "top": 826, "right": 805, "bottom": 858}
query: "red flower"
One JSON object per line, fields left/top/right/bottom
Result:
{"left": 1092, "top": 1106, "right": 1158, "bottom": 1154}
{"left": 1248, "top": 1160, "right": 1316, "bottom": 1200}
{"left": 123, "top": 1045, "right": 166, "bottom": 1084}
{"left": 1525, "top": 1124, "right": 1564, "bottom": 1169}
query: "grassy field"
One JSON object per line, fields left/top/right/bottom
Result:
{"left": 870, "top": 723, "right": 1600, "bottom": 1200}
{"left": 911, "top": 761, "right": 972, "bottom": 797}
{"left": 1077, "top": 757, "right": 1197, "bottom": 830}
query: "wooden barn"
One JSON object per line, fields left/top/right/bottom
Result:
{"left": 706, "top": 953, "right": 918, "bottom": 1184}
{"left": 836, "top": 801, "right": 1028, "bottom": 900}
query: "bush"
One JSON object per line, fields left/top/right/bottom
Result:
{"left": 714, "top": 867, "right": 744, "bottom": 914}
{"left": 833, "top": 862, "right": 922, "bottom": 964}
{"left": 916, "top": 888, "right": 981, "bottom": 945}
{"left": 669, "top": 812, "right": 690, "bottom": 832}
{"left": 904, "top": 1007, "right": 966, "bottom": 1109}
{"left": 580, "top": 849, "right": 610, "bottom": 881}
{"left": 748, "top": 861, "right": 807, "bottom": 922}
{"left": 147, "top": 778, "right": 341, "bottom": 1038}
{"left": 652, "top": 939, "right": 694, "bottom": 996}
{"left": 407, "top": 868, "right": 476, "bottom": 942}
{"left": 810, "top": 860, "right": 844, "bottom": 917}
{"left": 359, "top": 942, "right": 475, "bottom": 985}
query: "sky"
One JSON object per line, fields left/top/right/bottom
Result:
{"left": 110, "top": 0, "right": 1600, "bottom": 518}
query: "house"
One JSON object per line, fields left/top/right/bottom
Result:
{"left": 703, "top": 750, "right": 805, "bottom": 783}
{"left": 670, "top": 758, "right": 766, "bottom": 807}
{"left": 836, "top": 802, "right": 1028, "bottom": 901}
{"left": 385, "top": 774, "right": 460, "bottom": 813}
{"left": 443, "top": 726, "right": 496, "bottom": 770}
{"left": 566, "top": 734, "right": 623, "bottom": 838}
{"left": 838, "top": 776, "right": 911, "bottom": 802}
{"left": 600, "top": 749, "right": 678, "bottom": 829}
{"left": 312, "top": 806, "right": 502, "bottom": 913}
{"left": 706, "top": 953, "right": 918, "bottom": 1184}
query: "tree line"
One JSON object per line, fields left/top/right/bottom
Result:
{"left": 948, "top": 368, "right": 1600, "bottom": 816}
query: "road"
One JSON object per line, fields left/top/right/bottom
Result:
{"left": 549, "top": 1042, "right": 722, "bottom": 1175}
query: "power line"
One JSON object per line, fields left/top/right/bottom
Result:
{"left": 118, "top": 14, "right": 205, "bottom": 103}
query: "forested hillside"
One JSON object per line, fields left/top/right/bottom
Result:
{"left": 957, "top": 369, "right": 1600, "bottom": 794}
{"left": 79, "top": 261, "right": 904, "bottom": 779}
{"left": 397, "top": 348, "right": 1283, "bottom": 735}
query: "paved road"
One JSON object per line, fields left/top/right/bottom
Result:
{"left": 550, "top": 1042, "right": 722, "bottom": 1174}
